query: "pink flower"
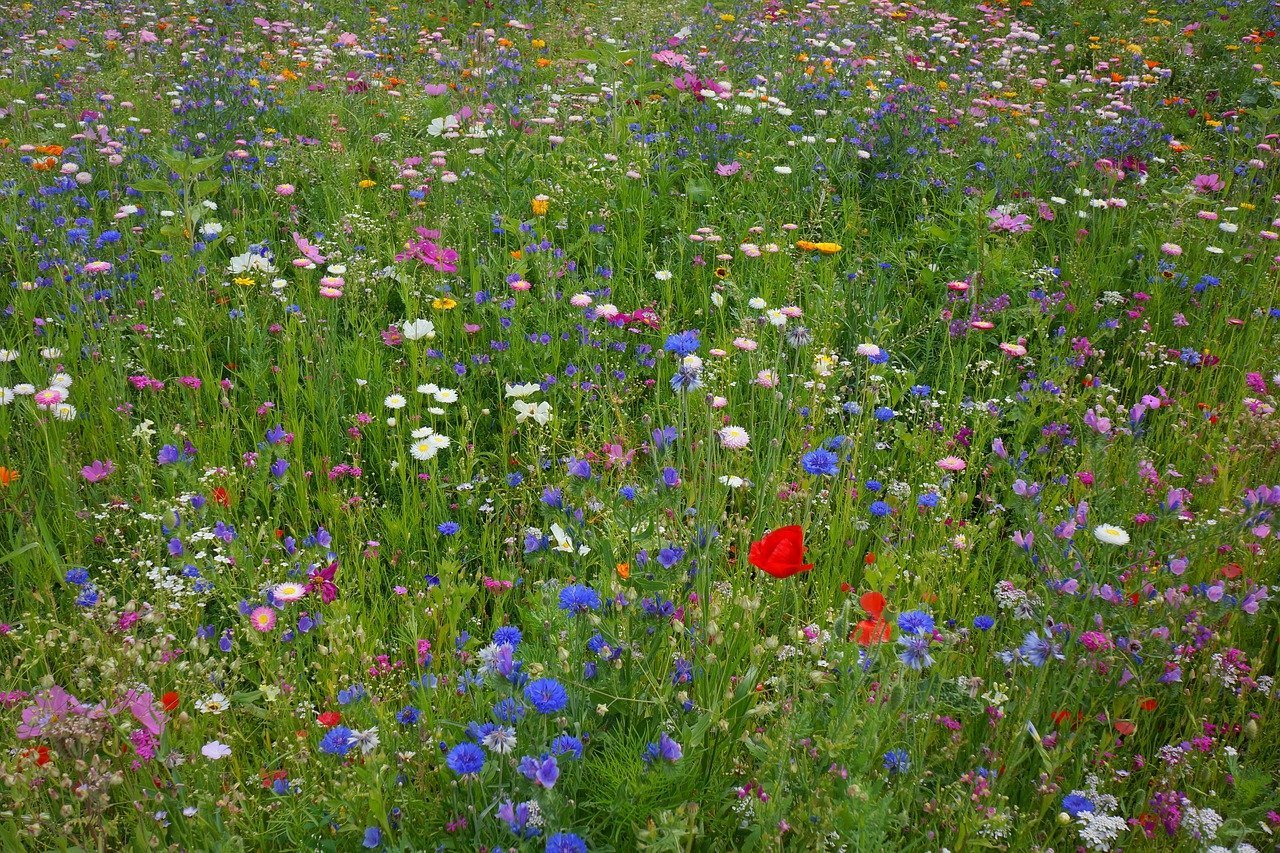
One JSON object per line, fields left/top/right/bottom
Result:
{"left": 987, "top": 210, "right": 1033, "bottom": 233}
{"left": 1191, "top": 173, "right": 1224, "bottom": 193}
{"left": 936, "top": 456, "right": 967, "bottom": 472}
{"left": 81, "top": 459, "right": 115, "bottom": 482}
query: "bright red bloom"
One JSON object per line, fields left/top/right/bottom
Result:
{"left": 1139, "top": 697, "right": 1158, "bottom": 712}
{"left": 854, "top": 591, "right": 892, "bottom": 646}
{"left": 747, "top": 526, "right": 814, "bottom": 578}
{"left": 212, "top": 486, "right": 230, "bottom": 507}
{"left": 160, "top": 691, "right": 180, "bottom": 712}
{"left": 317, "top": 711, "right": 342, "bottom": 727}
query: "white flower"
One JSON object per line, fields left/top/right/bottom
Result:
{"left": 350, "top": 727, "right": 380, "bottom": 755}
{"left": 201, "top": 740, "right": 232, "bottom": 760}
{"left": 856, "top": 343, "right": 882, "bottom": 358}
{"left": 0, "top": 349, "right": 18, "bottom": 362}
{"left": 411, "top": 426, "right": 436, "bottom": 439}
{"left": 513, "top": 399, "right": 553, "bottom": 426}
{"left": 200, "top": 222, "right": 223, "bottom": 238}
{"left": 402, "top": 318, "right": 436, "bottom": 340}
{"left": 39, "top": 348, "right": 62, "bottom": 360}
{"left": 482, "top": 726, "right": 517, "bottom": 754}
{"left": 1093, "top": 524, "right": 1130, "bottom": 546}
{"left": 384, "top": 394, "right": 407, "bottom": 410}
{"left": 748, "top": 297, "right": 767, "bottom": 310}
{"left": 765, "top": 308, "right": 787, "bottom": 327}
{"left": 427, "top": 114, "right": 460, "bottom": 136}
{"left": 417, "top": 383, "right": 440, "bottom": 395}
{"left": 275, "top": 582, "right": 307, "bottom": 602}
{"left": 196, "top": 693, "right": 230, "bottom": 714}
{"left": 550, "top": 522, "right": 590, "bottom": 555}
{"left": 0, "top": 388, "right": 14, "bottom": 406}
{"left": 505, "top": 382, "right": 541, "bottom": 398}
{"left": 654, "top": 270, "right": 673, "bottom": 281}
{"left": 773, "top": 165, "right": 793, "bottom": 175}
{"left": 409, "top": 439, "right": 437, "bottom": 461}
{"left": 718, "top": 425, "right": 750, "bottom": 449}
{"left": 718, "top": 475, "right": 749, "bottom": 488}
{"left": 50, "top": 373, "right": 72, "bottom": 388}
{"left": 426, "top": 433, "right": 451, "bottom": 453}
{"left": 53, "top": 403, "right": 77, "bottom": 421}
{"left": 13, "top": 384, "right": 35, "bottom": 395}
{"left": 432, "top": 388, "right": 458, "bottom": 404}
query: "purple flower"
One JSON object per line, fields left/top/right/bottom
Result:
{"left": 643, "top": 732, "right": 683, "bottom": 765}
{"left": 518, "top": 753, "right": 560, "bottom": 788}
{"left": 80, "top": 459, "right": 115, "bottom": 482}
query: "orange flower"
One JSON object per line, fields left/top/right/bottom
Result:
{"left": 1139, "top": 697, "right": 1157, "bottom": 712}
{"left": 0, "top": 466, "right": 19, "bottom": 487}
{"left": 616, "top": 562, "right": 630, "bottom": 580}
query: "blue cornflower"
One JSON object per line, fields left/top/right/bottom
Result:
{"left": 551, "top": 734, "right": 584, "bottom": 759}
{"left": 1019, "top": 630, "right": 1064, "bottom": 666}
{"left": 917, "top": 492, "right": 940, "bottom": 508}
{"left": 362, "top": 826, "right": 382, "bottom": 848}
{"left": 897, "top": 634, "right": 934, "bottom": 669}
{"left": 445, "top": 742, "right": 486, "bottom": 776}
{"left": 801, "top": 448, "right": 839, "bottom": 476}
{"left": 663, "top": 329, "right": 701, "bottom": 356}
{"left": 65, "top": 567, "right": 90, "bottom": 586}
{"left": 973, "top": 615, "right": 995, "bottom": 631}
{"left": 493, "top": 626, "right": 523, "bottom": 647}
{"left": 524, "top": 678, "right": 569, "bottom": 714}
{"left": 897, "top": 610, "right": 935, "bottom": 636}
{"left": 545, "top": 833, "right": 588, "bottom": 853}
{"left": 437, "top": 521, "right": 460, "bottom": 536}
{"left": 319, "top": 726, "right": 356, "bottom": 756}
{"left": 396, "top": 706, "right": 421, "bottom": 726}
{"left": 869, "top": 500, "right": 891, "bottom": 518}
{"left": 883, "top": 749, "right": 910, "bottom": 774}
{"left": 873, "top": 406, "right": 895, "bottom": 422}
{"left": 558, "top": 584, "right": 601, "bottom": 614}
{"left": 493, "top": 697, "right": 527, "bottom": 724}
{"left": 507, "top": 472, "right": 524, "bottom": 486}
{"left": 1062, "top": 794, "right": 1095, "bottom": 817}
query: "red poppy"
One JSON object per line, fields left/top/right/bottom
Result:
{"left": 212, "top": 486, "right": 230, "bottom": 507}
{"left": 1221, "top": 563, "right": 1242, "bottom": 579}
{"left": 1139, "top": 697, "right": 1158, "bottom": 712}
{"left": 161, "top": 691, "right": 180, "bottom": 712}
{"left": 317, "top": 711, "right": 342, "bottom": 727}
{"left": 35, "top": 745, "right": 51, "bottom": 766}
{"left": 748, "top": 526, "right": 814, "bottom": 578}
{"left": 853, "top": 591, "right": 892, "bottom": 646}
{"left": 1114, "top": 720, "right": 1136, "bottom": 736}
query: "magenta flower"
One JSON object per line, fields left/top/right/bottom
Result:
{"left": 81, "top": 459, "right": 115, "bottom": 483}
{"left": 1191, "top": 173, "right": 1224, "bottom": 193}
{"left": 18, "top": 686, "right": 91, "bottom": 740}
{"left": 308, "top": 561, "right": 339, "bottom": 604}
{"left": 987, "top": 210, "right": 1033, "bottom": 234}
{"left": 395, "top": 227, "right": 459, "bottom": 273}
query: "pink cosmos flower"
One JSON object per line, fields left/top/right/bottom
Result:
{"left": 81, "top": 459, "right": 115, "bottom": 482}
{"left": 1191, "top": 173, "right": 1224, "bottom": 193}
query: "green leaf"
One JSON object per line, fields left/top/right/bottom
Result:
{"left": 131, "top": 178, "right": 174, "bottom": 194}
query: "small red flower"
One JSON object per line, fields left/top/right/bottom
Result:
{"left": 1139, "top": 697, "right": 1158, "bottom": 712}
{"left": 1114, "top": 720, "right": 1136, "bottom": 736}
{"left": 747, "top": 526, "right": 814, "bottom": 579}
{"left": 161, "top": 691, "right": 180, "bottom": 712}
{"left": 212, "top": 486, "right": 230, "bottom": 507}
{"left": 317, "top": 711, "right": 342, "bottom": 727}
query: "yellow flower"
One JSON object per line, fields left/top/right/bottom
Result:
{"left": 531, "top": 38, "right": 546, "bottom": 49}
{"left": 432, "top": 297, "right": 458, "bottom": 311}
{"left": 813, "top": 242, "right": 842, "bottom": 254}
{"left": 531, "top": 195, "right": 550, "bottom": 216}
{"left": 358, "top": 179, "right": 377, "bottom": 189}
{"left": 233, "top": 276, "right": 256, "bottom": 287}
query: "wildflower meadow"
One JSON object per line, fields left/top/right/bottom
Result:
{"left": 2, "top": 0, "right": 1280, "bottom": 849}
